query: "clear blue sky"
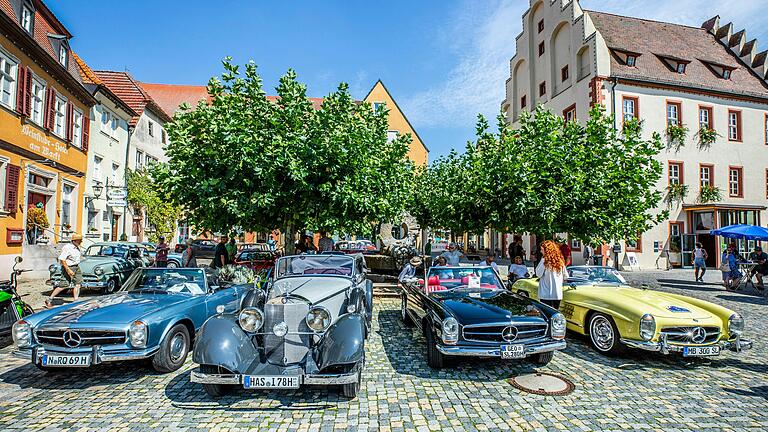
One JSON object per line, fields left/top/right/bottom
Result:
{"left": 50, "top": 0, "right": 768, "bottom": 161}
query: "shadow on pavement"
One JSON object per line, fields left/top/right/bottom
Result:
{"left": 716, "top": 294, "right": 768, "bottom": 306}
{"left": 655, "top": 278, "right": 725, "bottom": 293}
{"left": 0, "top": 360, "right": 153, "bottom": 389}
{"left": 722, "top": 385, "right": 768, "bottom": 400}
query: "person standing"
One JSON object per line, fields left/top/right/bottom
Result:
{"left": 181, "top": 239, "right": 197, "bottom": 267}
{"left": 440, "top": 243, "right": 464, "bottom": 266}
{"left": 535, "top": 240, "right": 565, "bottom": 309}
{"left": 559, "top": 240, "right": 572, "bottom": 267}
{"left": 582, "top": 243, "right": 593, "bottom": 265}
{"left": 509, "top": 236, "right": 525, "bottom": 261}
{"left": 212, "top": 235, "right": 229, "bottom": 269}
{"left": 225, "top": 237, "right": 237, "bottom": 264}
{"left": 155, "top": 236, "right": 169, "bottom": 268}
{"left": 318, "top": 232, "right": 334, "bottom": 253}
{"left": 693, "top": 242, "right": 708, "bottom": 283}
{"left": 425, "top": 238, "right": 433, "bottom": 258}
{"left": 46, "top": 234, "right": 84, "bottom": 308}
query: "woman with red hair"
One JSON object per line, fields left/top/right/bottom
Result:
{"left": 535, "top": 240, "right": 565, "bottom": 309}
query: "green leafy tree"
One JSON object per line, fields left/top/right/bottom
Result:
{"left": 126, "top": 168, "right": 182, "bottom": 242}
{"left": 156, "top": 59, "right": 414, "bottom": 252}
{"left": 413, "top": 106, "right": 666, "bottom": 245}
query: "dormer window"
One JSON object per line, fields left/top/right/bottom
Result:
{"left": 626, "top": 55, "right": 637, "bottom": 67}
{"left": 58, "top": 46, "right": 67, "bottom": 66}
{"left": 21, "top": 6, "right": 33, "bottom": 33}
{"left": 700, "top": 59, "right": 735, "bottom": 80}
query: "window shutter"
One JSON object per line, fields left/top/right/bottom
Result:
{"left": 44, "top": 88, "right": 55, "bottom": 130}
{"left": 65, "top": 101, "right": 74, "bottom": 142}
{"left": 82, "top": 113, "right": 90, "bottom": 153}
{"left": 15, "top": 65, "right": 26, "bottom": 116}
{"left": 5, "top": 164, "right": 20, "bottom": 214}
{"left": 23, "top": 67, "right": 33, "bottom": 116}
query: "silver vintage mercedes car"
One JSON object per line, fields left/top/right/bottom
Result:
{"left": 190, "top": 253, "right": 372, "bottom": 398}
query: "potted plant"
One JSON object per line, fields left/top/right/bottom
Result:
{"left": 666, "top": 123, "right": 689, "bottom": 152}
{"left": 698, "top": 185, "right": 723, "bottom": 204}
{"left": 665, "top": 183, "right": 689, "bottom": 207}
{"left": 26, "top": 205, "right": 49, "bottom": 245}
{"left": 695, "top": 127, "right": 719, "bottom": 150}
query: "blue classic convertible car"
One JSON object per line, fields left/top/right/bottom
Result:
{"left": 12, "top": 268, "right": 252, "bottom": 373}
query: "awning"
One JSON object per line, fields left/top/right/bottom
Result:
{"left": 682, "top": 203, "right": 767, "bottom": 212}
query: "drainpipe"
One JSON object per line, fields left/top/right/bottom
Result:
{"left": 122, "top": 123, "right": 132, "bottom": 239}
{"left": 610, "top": 77, "right": 618, "bottom": 131}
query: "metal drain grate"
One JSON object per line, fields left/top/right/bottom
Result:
{"left": 508, "top": 372, "right": 575, "bottom": 396}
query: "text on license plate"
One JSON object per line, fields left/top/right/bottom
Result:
{"left": 683, "top": 346, "right": 720, "bottom": 357}
{"left": 41, "top": 354, "right": 91, "bottom": 367}
{"left": 243, "top": 375, "right": 300, "bottom": 389}
{"left": 501, "top": 344, "right": 526, "bottom": 359}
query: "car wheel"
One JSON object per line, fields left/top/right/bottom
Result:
{"left": 401, "top": 295, "right": 414, "bottom": 327}
{"left": 531, "top": 351, "right": 554, "bottom": 366}
{"left": 425, "top": 324, "right": 445, "bottom": 369}
{"left": 588, "top": 313, "right": 623, "bottom": 355}
{"left": 341, "top": 354, "right": 364, "bottom": 399}
{"left": 166, "top": 261, "right": 179, "bottom": 269}
{"left": 200, "top": 364, "right": 234, "bottom": 397}
{"left": 101, "top": 278, "right": 118, "bottom": 295}
{"left": 152, "top": 324, "right": 190, "bottom": 373}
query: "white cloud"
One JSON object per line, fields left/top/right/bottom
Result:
{"left": 403, "top": 0, "right": 768, "bottom": 130}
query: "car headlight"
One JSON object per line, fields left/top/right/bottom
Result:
{"left": 129, "top": 321, "right": 148, "bottom": 348}
{"left": 728, "top": 313, "right": 744, "bottom": 337}
{"left": 238, "top": 308, "right": 264, "bottom": 333}
{"left": 639, "top": 314, "right": 655, "bottom": 341}
{"left": 441, "top": 317, "right": 459, "bottom": 345}
{"left": 12, "top": 320, "right": 31, "bottom": 348}
{"left": 94, "top": 266, "right": 104, "bottom": 276}
{"left": 551, "top": 313, "right": 566, "bottom": 340}
{"left": 305, "top": 306, "right": 331, "bottom": 332}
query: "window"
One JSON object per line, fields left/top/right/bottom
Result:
{"left": 53, "top": 95, "right": 67, "bottom": 138}
{"left": 699, "top": 106, "right": 713, "bottom": 130}
{"left": 561, "top": 65, "right": 569, "bottom": 82}
{"left": 136, "top": 150, "right": 144, "bottom": 169}
{"left": 537, "top": 19, "right": 544, "bottom": 33}
{"left": 626, "top": 55, "right": 636, "bottom": 67}
{"left": 764, "top": 114, "right": 768, "bottom": 145}
{"left": 161, "top": 129, "right": 167, "bottom": 144}
{"left": 563, "top": 104, "right": 576, "bottom": 122}
{"left": 729, "top": 166, "right": 743, "bottom": 197}
{"left": 723, "top": 69, "right": 731, "bottom": 80}
{"left": 0, "top": 50, "right": 17, "bottom": 109}
{"left": 538, "top": 81, "right": 546, "bottom": 97}
{"left": 538, "top": 42, "right": 545, "bottom": 57}
{"left": 72, "top": 109, "right": 83, "bottom": 148}
{"left": 622, "top": 96, "right": 638, "bottom": 121}
{"left": 386, "top": 131, "right": 399, "bottom": 143}
{"left": 520, "top": 95, "right": 527, "bottom": 109}
{"left": 676, "top": 63, "right": 686, "bottom": 74}
{"left": 21, "top": 6, "right": 33, "bottom": 33}
{"left": 666, "top": 102, "right": 681, "bottom": 126}
{"left": 728, "top": 110, "right": 741, "bottom": 141}
{"left": 58, "top": 45, "right": 67, "bottom": 66}
{"left": 146, "top": 155, "right": 158, "bottom": 167}
{"left": 147, "top": 120, "right": 154, "bottom": 137}
{"left": 30, "top": 77, "right": 45, "bottom": 125}
{"left": 372, "top": 102, "right": 384, "bottom": 113}
{"left": 700, "top": 164, "right": 713, "bottom": 187}
{"left": 112, "top": 163, "right": 119, "bottom": 184}
{"left": 570, "top": 238, "right": 581, "bottom": 251}
{"left": 61, "top": 183, "right": 74, "bottom": 233}
{"left": 577, "top": 47, "right": 590, "bottom": 79}
{"left": 626, "top": 233, "right": 642, "bottom": 252}
{"left": 0, "top": 157, "right": 7, "bottom": 210}
{"left": 93, "top": 156, "right": 103, "bottom": 182}
{"left": 87, "top": 210, "right": 99, "bottom": 232}
{"left": 668, "top": 161, "right": 683, "bottom": 185}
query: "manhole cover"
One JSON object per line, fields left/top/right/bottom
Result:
{"left": 508, "top": 372, "right": 575, "bottom": 396}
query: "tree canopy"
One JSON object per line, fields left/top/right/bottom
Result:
{"left": 126, "top": 168, "right": 182, "bottom": 242}
{"left": 411, "top": 106, "right": 666, "bottom": 245}
{"left": 156, "top": 59, "right": 414, "bottom": 243}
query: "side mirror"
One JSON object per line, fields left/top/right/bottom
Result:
{"left": 14, "top": 256, "right": 23, "bottom": 263}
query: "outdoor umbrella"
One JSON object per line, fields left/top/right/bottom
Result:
{"left": 709, "top": 224, "right": 768, "bottom": 241}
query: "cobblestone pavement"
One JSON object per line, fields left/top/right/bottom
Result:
{"left": 0, "top": 271, "right": 766, "bottom": 431}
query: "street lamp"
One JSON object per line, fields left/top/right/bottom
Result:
{"left": 85, "top": 181, "right": 104, "bottom": 206}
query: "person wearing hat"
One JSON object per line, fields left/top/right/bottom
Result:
{"left": 398, "top": 256, "right": 423, "bottom": 284}
{"left": 155, "top": 236, "right": 170, "bottom": 267}
{"left": 181, "top": 238, "right": 198, "bottom": 268}
{"left": 440, "top": 242, "right": 464, "bottom": 266}
{"left": 46, "top": 234, "right": 83, "bottom": 308}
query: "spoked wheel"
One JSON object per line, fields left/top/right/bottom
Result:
{"left": 401, "top": 295, "right": 413, "bottom": 327}
{"left": 152, "top": 324, "right": 190, "bottom": 373}
{"left": 341, "top": 353, "right": 364, "bottom": 399}
{"left": 588, "top": 313, "right": 623, "bottom": 355}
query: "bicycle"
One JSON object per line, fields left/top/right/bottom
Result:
{"left": 0, "top": 257, "right": 34, "bottom": 337}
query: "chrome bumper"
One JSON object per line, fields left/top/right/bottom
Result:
{"left": 620, "top": 335, "right": 753, "bottom": 354}
{"left": 190, "top": 369, "right": 360, "bottom": 386}
{"left": 13, "top": 345, "right": 159, "bottom": 365}
{"left": 45, "top": 279, "right": 107, "bottom": 288}
{"left": 436, "top": 339, "right": 567, "bottom": 357}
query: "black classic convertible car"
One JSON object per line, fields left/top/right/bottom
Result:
{"left": 401, "top": 265, "right": 566, "bottom": 368}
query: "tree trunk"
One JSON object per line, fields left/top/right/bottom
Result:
{"left": 283, "top": 222, "right": 295, "bottom": 256}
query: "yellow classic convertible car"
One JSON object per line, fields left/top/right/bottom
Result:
{"left": 512, "top": 266, "right": 752, "bottom": 357}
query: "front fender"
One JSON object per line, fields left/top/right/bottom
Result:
{"left": 314, "top": 313, "right": 365, "bottom": 371}
{"left": 192, "top": 315, "right": 258, "bottom": 373}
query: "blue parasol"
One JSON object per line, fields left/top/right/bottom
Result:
{"left": 709, "top": 224, "right": 768, "bottom": 241}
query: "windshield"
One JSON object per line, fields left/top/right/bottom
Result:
{"left": 85, "top": 245, "right": 128, "bottom": 257}
{"left": 425, "top": 266, "right": 503, "bottom": 292}
{"left": 567, "top": 267, "right": 626, "bottom": 285}
{"left": 276, "top": 255, "right": 354, "bottom": 278}
{"left": 237, "top": 250, "right": 273, "bottom": 261}
{"left": 123, "top": 268, "right": 207, "bottom": 295}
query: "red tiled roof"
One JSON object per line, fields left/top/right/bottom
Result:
{"left": 587, "top": 11, "right": 768, "bottom": 98}
{"left": 72, "top": 52, "right": 101, "bottom": 85}
{"left": 139, "top": 83, "right": 211, "bottom": 115}
{"left": 93, "top": 71, "right": 171, "bottom": 126}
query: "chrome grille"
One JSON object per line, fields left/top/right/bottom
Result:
{"left": 263, "top": 298, "right": 311, "bottom": 366}
{"left": 462, "top": 322, "right": 548, "bottom": 344}
{"left": 660, "top": 326, "right": 721, "bottom": 345}
{"left": 35, "top": 329, "right": 127, "bottom": 347}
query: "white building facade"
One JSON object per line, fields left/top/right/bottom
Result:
{"left": 503, "top": 0, "right": 768, "bottom": 269}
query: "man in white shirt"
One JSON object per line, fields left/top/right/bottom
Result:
{"left": 440, "top": 243, "right": 464, "bottom": 266}
{"left": 508, "top": 256, "right": 529, "bottom": 281}
{"left": 46, "top": 234, "right": 83, "bottom": 308}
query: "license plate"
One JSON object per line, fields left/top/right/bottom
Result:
{"left": 683, "top": 346, "right": 721, "bottom": 357}
{"left": 500, "top": 344, "right": 526, "bottom": 359}
{"left": 243, "top": 375, "right": 300, "bottom": 389}
{"left": 41, "top": 354, "right": 91, "bottom": 367}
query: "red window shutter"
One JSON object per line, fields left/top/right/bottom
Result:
{"left": 5, "top": 164, "right": 21, "bottom": 214}
{"left": 45, "top": 88, "right": 56, "bottom": 130}
{"left": 23, "top": 67, "right": 33, "bottom": 116}
{"left": 82, "top": 113, "right": 90, "bottom": 152}
{"left": 15, "top": 65, "right": 26, "bottom": 116}
{"left": 65, "top": 101, "right": 74, "bottom": 142}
